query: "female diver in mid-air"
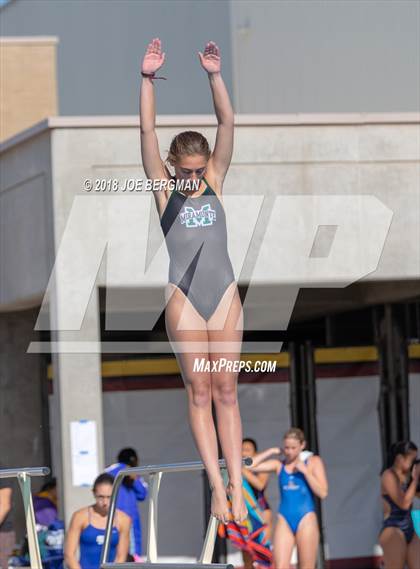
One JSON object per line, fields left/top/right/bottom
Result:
{"left": 139, "top": 38, "right": 247, "bottom": 524}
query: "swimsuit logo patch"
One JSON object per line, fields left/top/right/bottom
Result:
{"left": 284, "top": 477, "right": 299, "bottom": 491}
{"left": 180, "top": 203, "right": 216, "bottom": 228}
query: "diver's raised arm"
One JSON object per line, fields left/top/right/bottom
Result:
{"left": 198, "top": 41, "right": 234, "bottom": 186}
{"left": 140, "top": 38, "right": 168, "bottom": 184}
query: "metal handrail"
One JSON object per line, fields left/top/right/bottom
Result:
{"left": 0, "top": 467, "right": 50, "bottom": 569}
{"left": 0, "top": 467, "right": 50, "bottom": 478}
{"left": 100, "top": 458, "right": 252, "bottom": 568}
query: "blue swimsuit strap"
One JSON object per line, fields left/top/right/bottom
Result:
{"left": 281, "top": 459, "right": 306, "bottom": 472}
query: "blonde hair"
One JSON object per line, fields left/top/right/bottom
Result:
{"left": 284, "top": 427, "right": 305, "bottom": 444}
{"left": 166, "top": 131, "right": 211, "bottom": 166}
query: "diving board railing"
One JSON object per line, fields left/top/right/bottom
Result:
{"left": 0, "top": 467, "right": 50, "bottom": 569}
{"left": 100, "top": 457, "right": 252, "bottom": 569}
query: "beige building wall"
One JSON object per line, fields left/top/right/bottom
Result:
{"left": 0, "top": 36, "right": 58, "bottom": 142}
{"left": 1, "top": 114, "right": 419, "bottom": 325}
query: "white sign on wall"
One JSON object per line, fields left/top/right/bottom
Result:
{"left": 70, "top": 420, "right": 99, "bottom": 487}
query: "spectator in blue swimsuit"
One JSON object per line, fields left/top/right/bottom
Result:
{"left": 105, "top": 448, "right": 148, "bottom": 560}
{"left": 379, "top": 441, "right": 420, "bottom": 569}
{"left": 248, "top": 428, "right": 328, "bottom": 569}
{"left": 64, "top": 473, "right": 130, "bottom": 569}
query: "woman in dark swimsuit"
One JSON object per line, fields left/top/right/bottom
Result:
{"left": 379, "top": 441, "right": 420, "bottom": 569}
{"left": 139, "top": 38, "right": 247, "bottom": 524}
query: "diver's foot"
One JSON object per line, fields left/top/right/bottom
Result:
{"left": 211, "top": 482, "right": 230, "bottom": 525}
{"left": 227, "top": 481, "right": 247, "bottom": 523}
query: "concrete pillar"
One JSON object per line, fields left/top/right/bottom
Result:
{"left": 50, "top": 287, "right": 104, "bottom": 526}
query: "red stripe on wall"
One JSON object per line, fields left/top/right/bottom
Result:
{"left": 47, "top": 363, "right": 416, "bottom": 394}
{"left": 101, "top": 363, "right": 378, "bottom": 391}
{"left": 325, "top": 555, "right": 382, "bottom": 569}
{"left": 316, "top": 362, "right": 379, "bottom": 378}
{"left": 409, "top": 361, "right": 420, "bottom": 373}
{"left": 102, "top": 369, "right": 289, "bottom": 391}
{"left": 103, "top": 375, "right": 184, "bottom": 391}
{"left": 238, "top": 369, "right": 289, "bottom": 384}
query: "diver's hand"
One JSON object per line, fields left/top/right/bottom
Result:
{"left": 142, "top": 38, "right": 166, "bottom": 74}
{"left": 198, "top": 41, "right": 221, "bottom": 74}
{"left": 295, "top": 460, "right": 309, "bottom": 475}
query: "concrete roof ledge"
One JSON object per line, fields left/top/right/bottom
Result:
{"left": 1, "top": 112, "right": 419, "bottom": 154}
{"left": 0, "top": 36, "right": 59, "bottom": 44}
